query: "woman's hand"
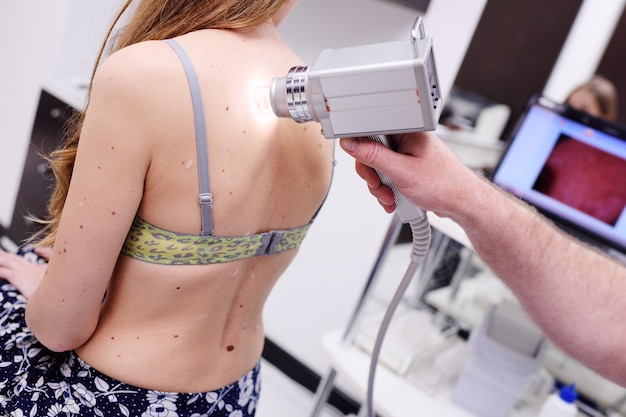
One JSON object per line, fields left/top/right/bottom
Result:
{"left": 0, "top": 247, "right": 51, "bottom": 299}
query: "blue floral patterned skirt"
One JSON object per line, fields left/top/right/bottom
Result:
{"left": 0, "top": 280, "right": 261, "bottom": 417}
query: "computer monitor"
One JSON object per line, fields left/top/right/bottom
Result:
{"left": 492, "top": 94, "right": 626, "bottom": 255}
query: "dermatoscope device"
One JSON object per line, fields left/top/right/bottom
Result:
{"left": 269, "top": 17, "right": 440, "bottom": 138}
{"left": 269, "top": 16, "right": 442, "bottom": 417}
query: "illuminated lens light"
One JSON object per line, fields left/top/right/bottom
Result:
{"left": 254, "top": 85, "right": 271, "bottom": 113}
{"left": 269, "top": 66, "right": 314, "bottom": 123}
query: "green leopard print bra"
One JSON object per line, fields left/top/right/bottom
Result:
{"left": 121, "top": 39, "right": 331, "bottom": 266}
{"left": 122, "top": 216, "right": 313, "bottom": 265}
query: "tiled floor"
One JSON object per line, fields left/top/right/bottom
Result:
{"left": 257, "top": 359, "right": 343, "bottom": 417}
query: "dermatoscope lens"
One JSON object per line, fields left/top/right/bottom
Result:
{"left": 269, "top": 66, "right": 314, "bottom": 123}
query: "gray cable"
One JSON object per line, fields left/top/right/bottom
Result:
{"left": 365, "top": 214, "right": 431, "bottom": 417}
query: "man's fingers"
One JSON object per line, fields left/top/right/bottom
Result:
{"left": 355, "top": 162, "right": 396, "bottom": 208}
{"left": 355, "top": 161, "right": 381, "bottom": 188}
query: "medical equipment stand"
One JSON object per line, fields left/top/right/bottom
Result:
{"left": 308, "top": 214, "right": 455, "bottom": 417}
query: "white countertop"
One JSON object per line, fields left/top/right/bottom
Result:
{"left": 322, "top": 328, "right": 543, "bottom": 417}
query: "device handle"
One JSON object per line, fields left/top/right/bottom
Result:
{"left": 368, "top": 135, "right": 427, "bottom": 224}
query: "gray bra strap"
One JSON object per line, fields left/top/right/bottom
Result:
{"left": 164, "top": 39, "right": 214, "bottom": 236}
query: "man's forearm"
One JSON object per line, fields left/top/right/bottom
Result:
{"left": 452, "top": 177, "right": 626, "bottom": 385}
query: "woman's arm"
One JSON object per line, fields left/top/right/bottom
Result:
{"left": 25, "top": 46, "right": 154, "bottom": 352}
{"left": 341, "top": 133, "right": 626, "bottom": 385}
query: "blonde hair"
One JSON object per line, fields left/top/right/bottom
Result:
{"left": 34, "top": 0, "right": 288, "bottom": 247}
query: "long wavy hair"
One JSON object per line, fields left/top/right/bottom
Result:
{"left": 34, "top": 0, "right": 288, "bottom": 247}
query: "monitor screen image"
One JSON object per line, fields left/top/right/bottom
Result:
{"left": 492, "top": 95, "right": 626, "bottom": 253}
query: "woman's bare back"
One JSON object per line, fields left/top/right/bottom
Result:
{"left": 74, "top": 25, "right": 334, "bottom": 392}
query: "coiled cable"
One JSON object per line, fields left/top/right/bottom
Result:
{"left": 364, "top": 135, "right": 432, "bottom": 417}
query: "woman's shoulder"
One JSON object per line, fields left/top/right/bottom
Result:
{"left": 90, "top": 40, "right": 188, "bottom": 119}
{"left": 96, "top": 41, "right": 178, "bottom": 87}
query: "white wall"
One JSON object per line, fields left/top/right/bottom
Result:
{"left": 0, "top": 0, "right": 124, "bottom": 228}
{"left": 544, "top": 0, "right": 626, "bottom": 101}
{"left": 276, "top": 0, "right": 488, "bottom": 99}
{"left": 0, "top": 1, "right": 74, "bottom": 227}
{"left": 422, "top": 0, "right": 488, "bottom": 99}
{"left": 53, "top": 1, "right": 125, "bottom": 83}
